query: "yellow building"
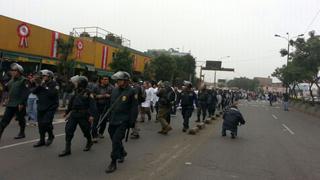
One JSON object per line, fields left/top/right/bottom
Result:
{"left": 0, "top": 15, "right": 151, "bottom": 76}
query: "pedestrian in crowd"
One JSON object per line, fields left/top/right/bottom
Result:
{"left": 61, "top": 77, "right": 74, "bottom": 108}
{"left": 26, "top": 73, "right": 38, "bottom": 126}
{"left": 59, "top": 75, "right": 96, "bottom": 157}
{"left": 32, "top": 70, "right": 59, "bottom": 147}
{"left": 216, "top": 90, "right": 222, "bottom": 116}
{"left": 151, "top": 83, "right": 159, "bottom": 120}
{"left": 130, "top": 80, "right": 143, "bottom": 139}
{"left": 283, "top": 92, "right": 289, "bottom": 111}
{"left": 140, "top": 81, "right": 152, "bottom": 122}
{"left": 207, "top": 88, "right": 218, "bottom": 119}
{"left": 156, "top": 81, "right": 174, "bottom": 135}
{"left": 176, "top": 81, "right": 197, "bottom": 132}
{"left": 197, "top": 84, "right": 208, "bottom": 122}
{"left": 170, "top": 86, "right": 178, "bottom": 116}
{"left": 92, "top": 75, "right": 114, "bottom": 142}
{"left": 222, "top": 102, "right": 245, "bottom": 139}
{"left": 268, "top": 92, "right": 273, "bottom": 106}
{"left": 0, "top": 63, "right": 29, "bottom": 141}
{"left": 105, "top": 71, "right": 138, "bottom": 173}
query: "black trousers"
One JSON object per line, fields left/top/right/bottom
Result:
{"left": 92, "top": 104, "right": 109, "bottom": 138}
{"left": 37, "top": 110, "right": 55, "bottom": 141}
{"left": 108, "top": 122, "right": 128, "bottom": 161}
{"left": 182, "top": 107, "right": 193, "bottom": 129}
{"left": 65, "top": 113, "right": 91, "bottom": 143}
{"left": 197, "top": 103, "right": 207, "bottom": 121}
{"left": 0, "top": 106, "right": 26, "bottom": 133}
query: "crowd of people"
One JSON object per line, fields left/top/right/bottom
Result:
{"left": 0, "top": 62, "right": 246, "bottom": 174}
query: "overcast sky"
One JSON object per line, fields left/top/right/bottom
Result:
{"left": 1, "top": 0, "right": 320, "bottom": 82}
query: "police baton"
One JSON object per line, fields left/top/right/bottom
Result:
{"left": 125, "top": 128, "right": 130, "bottom": 142}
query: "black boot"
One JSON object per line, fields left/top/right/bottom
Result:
{"left": 118, "top": 151, "right": 127, "bottom": 163}
{"left": 105, "top": 160, "right": 117, "bottom": 173}
{"left": 59, "top": 142, "right": 71, "bottom": 157}
{"left": 14, "top": 126, "right": 25, "bottom": 139}
{"left": 34, "top": 133, "right": 46, "bottom": 148}
{"left": 83, "top": 139, "right": 93, "bottom": 152}
{"left": 0, "top": 126, "right": 4, "bottom": 141}
{"left": 14, "top": 132, "right": 25, "bottom": 139}
{"left": 46, "top": 134, "right": 55, "bottom": 146}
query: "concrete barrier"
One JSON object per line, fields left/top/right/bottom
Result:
{"left": 290, "top": 101, "right": 320, "bottom": 118}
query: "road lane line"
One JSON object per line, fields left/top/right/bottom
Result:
{"left": 0, "top": 133, "right": 65, "bottom": 150}
{"left": 272, "top": 114, "right": 278, "bottom": 119}
{"left": 282, "top": 124, "right": 295, "bottom": 135}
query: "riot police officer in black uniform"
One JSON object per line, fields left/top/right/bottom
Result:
{"left": 32, "top": 70, "right": 59, "bottom": 147}
{"left": 177, "top": 81, "right": 198, "bottom": 132}
{"left": 105, "top": 71, "right": 138, "bottom": 173}
{"left": 197, "top": 85, "right": 208, "bottom": 122}
{"left": 59, "top": 75, "right": 97, "bottom": 157}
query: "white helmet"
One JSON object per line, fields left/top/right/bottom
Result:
{"left": 40, "top": 69, "right": 54, "bottom": 78}
{"left": 10, "top": 63, "right": 24, "bottom": 73}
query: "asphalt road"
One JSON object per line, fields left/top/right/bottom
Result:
{"left": 0, "top": 100, "right": 320, "bottom": 180}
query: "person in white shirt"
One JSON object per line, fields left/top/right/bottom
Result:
{"left": 140, "top": 81, "right": 153, "bottom": 122}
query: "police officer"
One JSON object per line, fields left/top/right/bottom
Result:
{"left": 92, "top": 75, "right": 114, "bottom": 142}
{"left": 105, "top": 71, "right": 138, "bottom": 173}
{"left": 32, "top": 70, "right": 59, "bottom": 147}
{"left": 0, "top": 63, "right": 29, "bottom": 141}
{"left": 207, "top": 88, "right": 218, "bottom": 118}
{"left": 156, "top": 81, "right": 173, "bottom": 135}
{"left": 130, "top": 79, "right": 143, "bottom": 139}
{"left": 197, "top": 84, "right": 208, "bottom": 122}
{"left": 59, "top": 75, "right": 96, "bottom": 157}
{"left": 177, "top": 81, "right": 198, "bottom": 132}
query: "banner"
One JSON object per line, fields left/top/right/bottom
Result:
{"left": 75, "top": 40, "right": 84, "bottom": 59}
{"left": 17, "top": 23, "right": 30, "bottom": 48}
{"left": 101, "top": 46, "right": 108, "bottom": 69}
{"left": 50, "top": 31, "right": 60, "bottom": 58}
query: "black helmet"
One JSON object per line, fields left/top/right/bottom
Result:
{"left": 111, "top": 71, "right": 131, "bottom": 81}
{"left": 70, "top": 75, "right": 88, "bottom": 89}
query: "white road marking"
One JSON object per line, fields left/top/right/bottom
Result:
{"left": 0, "top": 133, "right": 65, "bottom": 150}
{"left": 272, "top": 114, "right": 278, "bottom": 119}
{"left": 53, "top": 119, "right": 66, "bottom": 125}
{"left": 282, "top": 124, "right": 295, "bottom": 135}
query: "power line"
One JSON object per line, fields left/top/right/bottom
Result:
{"left": 304, "top": 8, "right": 320, "bottom": 34}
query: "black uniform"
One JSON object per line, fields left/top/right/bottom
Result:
{"left": 108, "top": 85, "right": 138, "bottom": 162}
{"left": 92, "top": 83, "right": 114, "bottom": 138}
{"left": 177, "top": 89, "right": 197, "bottom": 130}
{"left": 32, "top": 80, "right": 59, "bottom": 146}
{"left": 61, "top": 88, "right": 97, "bottom": 155}
{"left": 222, "top": 106, "right": 245, "bottom": 138}
{"left": 197, "top": 89, "right": 208, "bottom": 122}
{"left": 207, "top": 90, "right": 217, "bottom": 118}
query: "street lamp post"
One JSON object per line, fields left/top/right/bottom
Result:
{"left": 274, "top": 32, "right": 304, "bottom": 93}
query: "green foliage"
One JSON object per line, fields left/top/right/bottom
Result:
{"left": 227, "top": 77, "right": 259, "bottom": 91}
{"left": 143, "top": 54, "right": 196, "bottom": 83}
{"left": 109, "top": 47, "right": 133, "bottom": 74}
{"left": 272, "top": 30, "right": 320, "bottom": 103}
{"left": 56, "top": 37, "right": 75, "bottom": 78}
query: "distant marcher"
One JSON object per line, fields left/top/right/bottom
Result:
{"left": 283, "top": 92, "right": 289, "bottom": 111}
{"left": 222, "top": 103, "right": 245, "bottom": 139}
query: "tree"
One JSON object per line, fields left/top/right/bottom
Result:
{"left": 109, "top": 47, "right": 133, "bottom": 74}
{"left": 143, "top": 54, "right": 176, "bottom": 82}
{"left": 227, "top": 77, "right": 259, "bottom": 91}
{"left": 273, "top": 31, "right": 320, "bottom": 104}
{"left": 173, "top": 55, "right": 196, "bottom": 84}
{"left": 56, "top": 37, "right": 75, "bottom": 78}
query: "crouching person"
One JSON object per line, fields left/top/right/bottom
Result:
{"left": 222, "top": 103, "right": 245, "bottom": 139}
